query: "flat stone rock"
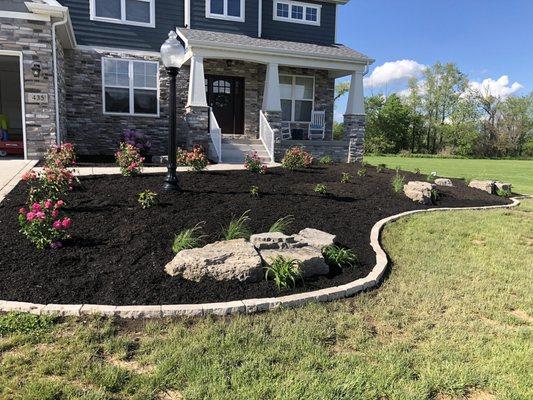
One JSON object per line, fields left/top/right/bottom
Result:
{"left": 165, "top": 239, "right": 263, "bottom": 282}
{"left": 295, "top": 228, "right": 336, "bottom": 249}
{"left": 495, "top": 181, "right": 512, "bottom": 192}
{"left": 260, "top": 246, "right": 329, "bottom": 278}
{"left": 403, "top": 181, "right": 436, "bottom": 205}
{"left": 469, "top": 180, "right": 495, "bottom": 194}
{"left": 434, "top": 178, "right": 453, "bottom": 187}
{"left": 250, "top": 232, "right": 305, "bottom": 250}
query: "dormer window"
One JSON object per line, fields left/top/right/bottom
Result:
{"left": 90, "top": 0, "right": 155, "bottom": 28}
{"left": 274, "top": 1, "right": 321, "bottom": 26}
{"left": 206, "top": 0, "right": 245, "bottom": 22}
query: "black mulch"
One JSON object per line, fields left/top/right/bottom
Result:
{"left": 0, "top": 164, "right": 510, "bottom": 305}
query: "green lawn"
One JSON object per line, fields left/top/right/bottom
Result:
{"left": 1, "top": 201, "right": 532, "bottom": 399}
{"left": 364, "top": 156, "right": 533, "bottom": 194}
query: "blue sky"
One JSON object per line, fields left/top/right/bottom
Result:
{"left": 335, "top": 0, "right": 533, "bottom": 115}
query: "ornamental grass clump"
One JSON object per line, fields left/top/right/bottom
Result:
{"left": 18, "top": 199, "right": 71, "bottom": 250}
{"left": 138, "top": 190, "right": 158, "bottom": 209}
{"left": 322, "top": 245, "right": 358, "bottom": 268}
{"left": 115, "top": 142, "right": 144, "bottom": 176}
{"left": 281, "top": 146, "right": 313, "bottom": 170}
{"left": 265, "top": 256, "right": 303, "bottom": 290}
{"left": 244, "top": 151, "right": 267, "bottom": 174}
{"left": 172, "top": 222, "right": 207, "bottom": 253}
{"left": 392, "top": 173, "right": 405, "bottom": 193}
{"left": 221, "top": 210, "right": 251, "bottom": 240}
{"left": 268, "top": 215, "right": 294, "bottom": 234}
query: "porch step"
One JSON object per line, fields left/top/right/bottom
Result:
{"left": 214, "top": 137, "right": 271, "bottom": 164}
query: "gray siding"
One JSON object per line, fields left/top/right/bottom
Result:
{"left": 261, "top": 0, "right": 336, "bottom": 44}
{"left": 190, "top": 0, "right": 259, "bottom": 36}
{"left": 59, "top": 0, "right": 184, "bottom": 51}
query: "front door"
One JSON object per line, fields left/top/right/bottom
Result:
{"left": 206, "top": 75, "right": 244, "bottom": 135}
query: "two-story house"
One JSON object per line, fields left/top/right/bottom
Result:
{"left": 0, "top": 0, "right": 373, "bottom": 162}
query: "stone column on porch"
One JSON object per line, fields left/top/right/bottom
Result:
{"left": 262, "top": 63, "right": 283, "bottom": 161}
{"left": 185, "top": 55, "right": 209, "bottom": 148}
{"left": 344, "top": 70, "right": 366, "bottom": 163}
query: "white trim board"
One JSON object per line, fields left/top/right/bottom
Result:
{"left": 273, "top": 0, "right": 321, "bottom": 26}
{"left": 0, "top": 51, "right": 27, "bottom": 160}
{"left": 89, "top": 0, "right": 156, "bottom": 28}
{"left": 0, "top": 11, "right": 50, "bottom": 21}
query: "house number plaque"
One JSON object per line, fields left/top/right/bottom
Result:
{"left": 26, "top": 93, "right": 49, "bottom": 104}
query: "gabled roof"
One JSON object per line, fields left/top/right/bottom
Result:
{"left": 178, "top": 28, "right": 373, "bottom": 64}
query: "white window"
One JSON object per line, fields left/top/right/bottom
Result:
{"left": 273, "top": 1, "right": 321, "bottom": 26}
{"left": 280, "top": 75, "right": 314, "bottom": 122}
{"left": 206, "top": 0, "right": 245, "bottom": 22}
{"left": 102, "top": 58, "right": 159, "bottom": 117}
{"left": 90, "top": 0, "right": 155, "bottom": 28}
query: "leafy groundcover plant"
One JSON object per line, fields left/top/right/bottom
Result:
{"left": 115, "top": 142, "right": 144, "bottom": 176}
{"left": 322, "top": 245, "right": 358, "bottom": 268}
{"left": 18, "top": 199, "right": 71, "bottom": 250}
{"left": 340, "top": 172, "right": 352, "bottom": 183}
{"left": 244, "top": 151, "right": 267, "bottom": 174}
{"left": 138, "top": 190, "right": 158, "bottom": 209}
{"left": 265, "top": 256, "right": 303, "bottom": 289}
{"left": 314, "top": 184, "right": 327, "bottom": 195}
{"left": 249, "top": 185, "right": 260, "bottom": 198}
{"left": 281, "top": 146, "right": 314, "bottom": 170}
{"left": 318, "top": 155, "right": 333, "bottom": 165}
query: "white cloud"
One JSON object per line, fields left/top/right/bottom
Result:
{"left": 468, "top": 75, "right": 523, "bottom": 99}
{"left": 364, "top": 60, "right": 426, "bottom": 89}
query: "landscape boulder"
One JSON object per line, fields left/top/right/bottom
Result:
{"left": 469, "top": 180, "right": 495, "bottom": 194}
{"left": 495, "top": 181, "right": 512, "bottom": 193}
{"left": 403, "top": 181, "right": 436, "bottom": 205}
{"left": 249, "top": 232, "right": 305, "bottom": 250}
{"left": 260, "top": 246, "right": 329, "bottom": 278}
{"left": 164, "top": 239, "right": 263, "bottom": 282}
{"left": 294, "top": 228, "right": 336, "bottom": 249}
{"left": 434, "top": 178, "right": 453, "bottom": 187}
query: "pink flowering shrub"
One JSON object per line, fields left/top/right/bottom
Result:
{"left": 44, "top": 142, "right": 76, "bottom": 169}
{"left": 184, "top": 145, "right": 209, "bottom": 172}
{"left": 18, "top": 199, "right": 71, "bottom": 249}
{"left": 22, "top": 165, "right": 76, "bottom": 203}
{"left": 244, "top": 152, "right": 267, "bottom": 174}
{"left": 115, "top": 142, "right": 144, "bottom": 176}
{"left": 281, "top": 147, "right": 314, "bottom": 170}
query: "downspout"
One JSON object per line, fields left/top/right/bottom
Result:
{"left": 52, "top": 11, "right": 68, "bottom": 145}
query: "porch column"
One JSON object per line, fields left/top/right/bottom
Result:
{"left": 187, "top": 55, "right": 207, "bottom": 107}
{"left": 262, "top": 63, "right": 283, "bottom": 160}
{"left": 344, "top": 70, "right": 365, "bottom": 163}
{"left": 185, "top": 55, "right": 209, "bottom": 148}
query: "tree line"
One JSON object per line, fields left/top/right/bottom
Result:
{"left": 335, "top": 62, "right": 533, "bottom": 158}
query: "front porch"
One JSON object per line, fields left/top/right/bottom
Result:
{"left": 178, "top": 28, "right": 369, "bottom": 164}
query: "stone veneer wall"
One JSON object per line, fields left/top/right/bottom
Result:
{"left": 0, "top": 16, "right": 58, "bottom": 158}
{"left": 344, "top": 114, "right": 365, "bottom": 162}
{"left": 64, "top": 48, "right": 191, "bottom": 156}
{"left": 280, "top": 140, "right": 349, "bottom": 163}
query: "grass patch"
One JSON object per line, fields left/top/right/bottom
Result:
{"left": 0, "top": 312, "right": 56, "bottom": 336}
{"left": 1, "top": 200, "right": 531, "bottom": 399}
{"left": 365, "top": 155, "right": 533, "bottom": 194}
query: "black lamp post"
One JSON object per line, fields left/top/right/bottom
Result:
{"left": 160, "top": 30, "right": 186, "bottom": 191}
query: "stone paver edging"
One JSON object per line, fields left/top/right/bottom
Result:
{"left": 0, "top": 197, "right": 522, "bottom": 319}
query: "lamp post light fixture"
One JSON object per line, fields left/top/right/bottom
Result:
{"left": 160, "top": 30, "right": 186, "bottom": 191}
{"left": 31, "top": 63, "right": 41, "bottom": 78}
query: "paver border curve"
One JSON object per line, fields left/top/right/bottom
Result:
{"left": 1, "top": 196, "right": 523, "bottom": 319}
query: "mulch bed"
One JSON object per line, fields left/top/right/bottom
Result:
{"left": 0, "top": 164, "right": 510, "bottom": 305}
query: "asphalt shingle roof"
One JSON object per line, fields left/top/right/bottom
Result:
{"left": 179, "top": 29, "right": 372, "bottom": 62}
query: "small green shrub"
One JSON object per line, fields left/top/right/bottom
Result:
{"left": 138, "top": 189, "right": 157, "bottom": 209}
{"left": 250, "top": 185, "right": 260, "bottom": 198}
{"left": 431, "top": 188, "right": 439, "bottom": 201}
{"left": 318, "top": 156, "right": 333, "bottom": 165}
{"left": 322, "top": 245, "right": 358, "bottom": 268}
{"left": 376, "top": 163, "right": 386, "bottom": 173}
{"left": 314, "top": 184, "right": 327, "bottom": 195}
{"left": 392, "top": 173, "right": 405, "bottom": 193}
{"left": 265, "top": 256, "right": 302, "bottom": 289}
{"left": 426, "top": 171, "right": 437, "bottom": 182}
{"left": 414, "top": 168, "right": 421, "bottom": 174}
{"left": 172, "top": 222, "right": 206, "bottom": 253}
{"left": 357, "top": 167, "right": 367, "bottom": 177}
{"left": 463, "top": 176, "right": 473, "bottom": 185}
{"left": 340, "top": 172, "right": 352, "bottom": 183}
{"left": 281, "top": 147, "right": 313, "bottom": 170}
{"left": 497, "top": 188, "right": 511, "bottom": 197}
{"left": 268, "top": 215, "right": 294, "bottom": 234}
{"left": 0, "top": 312, "right": 56, "bottom": 336}
{"left": 222, "top": 210, "right": 251, "bottom": 240}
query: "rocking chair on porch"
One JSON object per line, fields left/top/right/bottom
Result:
{"left": 308, "top": 110, "right": 325, "bottom": 140}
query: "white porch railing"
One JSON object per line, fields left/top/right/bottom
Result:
{"left": 208, "top": 107, "right": 222, "bottom": 163}
{"left": 259, "top": 110, "right": 275, "bottom": 163}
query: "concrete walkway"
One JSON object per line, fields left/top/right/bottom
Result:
{"left": 0, "top": 160, "right": 38, "bottom": 203}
